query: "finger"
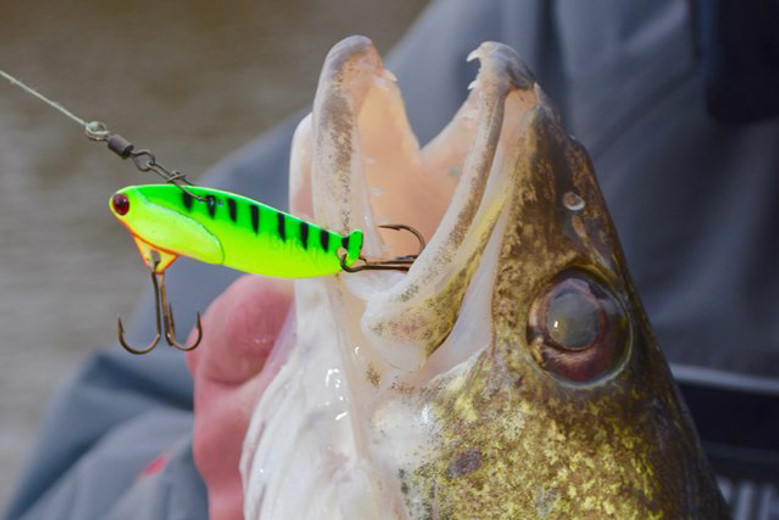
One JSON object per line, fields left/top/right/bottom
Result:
{"left": 186, "top": 274, "right": 293, "bottom": 386}
{"left": 194, "top": 376, "right": 266, "bottom": 520}
{"left": 186, "top": 274, "right": 293, "bottom": 520}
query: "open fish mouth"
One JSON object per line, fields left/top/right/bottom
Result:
{"left": 297, "top": 35, "right": 543, "bottom": 373}
{"left": 241, "top": 36, "right": 729, "bottom": 520}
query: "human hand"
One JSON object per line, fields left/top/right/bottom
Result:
{"left": 186, "top": 274, "right": 293, "bottom": 520}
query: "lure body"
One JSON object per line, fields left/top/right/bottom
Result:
{"left": 110, "top": 185, "right": 363, "bottom": 278}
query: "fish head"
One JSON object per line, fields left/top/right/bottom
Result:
{"left": 242, "top": 36, "right": 729, "bottom": 519}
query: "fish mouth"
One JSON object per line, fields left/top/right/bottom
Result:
{"left": 292, "top": 35, "right": 551, "bottom": 373}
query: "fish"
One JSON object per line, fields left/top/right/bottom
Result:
{"left": 240, "top": 36, "right": 731, "bottom": 519}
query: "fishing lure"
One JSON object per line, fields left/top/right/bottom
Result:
{"left": 110, "top": 184, "right": 424, "bottom": 354}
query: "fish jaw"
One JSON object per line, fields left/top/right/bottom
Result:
{"left": 241, "top": 37, "right": 730, "bottom": 520}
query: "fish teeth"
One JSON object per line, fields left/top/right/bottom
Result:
{"left": 380, "top": 69, "right": 397, "bottom": 82}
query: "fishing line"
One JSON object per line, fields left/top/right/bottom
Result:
{"left": 0, "top": 68, "right": 203, "bottom": 200}
{"left": 0, "top": 69, "right": 97, "bottom": 130}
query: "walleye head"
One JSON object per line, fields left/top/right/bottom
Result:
{"left": 242, "top": 36, "right": 729, "bottom": 520}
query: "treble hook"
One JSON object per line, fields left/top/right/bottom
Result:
{"left": 117, "top": 268, "right": 162, "bottom": 355}
{"left": 158, "top": 274, "right": 203, "bottom": 352}
{"left": 340, "top": 224, "right": 427, "bottom": 273}
{"left": 117, "top": 254, "right": 203, "bottom": 355}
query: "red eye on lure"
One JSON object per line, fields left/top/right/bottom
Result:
{"left": 112, "top": 193, "right": 130, "bottom": 215}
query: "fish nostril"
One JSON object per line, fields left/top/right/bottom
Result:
{"left": 112, "top": 193, "right": 130, "bottom": 216}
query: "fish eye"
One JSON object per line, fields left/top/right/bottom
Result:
{"left": 112, "top": 193, "right": 130, "bottom": 216}
{"left": 527, "top": 270, "right": 629, "bottom": 383}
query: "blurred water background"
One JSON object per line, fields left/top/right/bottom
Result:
{"left": 0, "top": 0, "right": 427, "bottom": 506}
